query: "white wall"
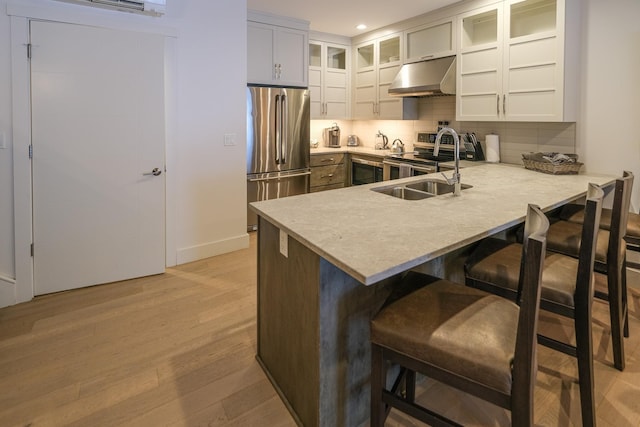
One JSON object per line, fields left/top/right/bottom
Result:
{"left": 0, "top": 0, "right": 15, "bottom": 288}
{"left": 0, "top": 0, "right": 248, "bottom": 306}
{"left": 578, "top": 0, "right": 640, "bottom": 211}
{"left": 169, "top": 1, "right": 249, "bottom": 264}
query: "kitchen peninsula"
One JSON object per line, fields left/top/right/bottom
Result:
{"left": 250, "top": 163, "right": 614, "bottom": 426}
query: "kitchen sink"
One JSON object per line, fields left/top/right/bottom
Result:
{"left": 371, "top": 178, "right": 472, "bottom": 200}
{"left": 372, "top": 186, "right": 434, "bottom": 200}
{"left": 406, "top": 180, "right": 473, "bottom": 195}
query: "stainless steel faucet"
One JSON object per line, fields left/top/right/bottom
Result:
{"left": 433, "top": 127, "right": 462, "bottom": 196}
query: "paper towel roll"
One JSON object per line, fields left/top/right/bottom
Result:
{"left": 485, "top": 134, "right": 500, "bottom": 163}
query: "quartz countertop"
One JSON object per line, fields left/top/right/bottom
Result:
{"left": 250, "top": 163, "right": 615, "bottom": 285}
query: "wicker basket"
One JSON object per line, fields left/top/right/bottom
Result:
{"left": 522, "top": 153, "right": 583, "bottom": 175}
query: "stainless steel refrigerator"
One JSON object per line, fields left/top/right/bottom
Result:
{"left": 247, "top": 86, "right": 310, "bottom": 231}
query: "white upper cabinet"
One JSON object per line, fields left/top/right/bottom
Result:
{"left": 404, "top": 17, "right": 456, "bottom": 64}
{"left": 309, "top": 40, "right": 350, "bottom": 119}
{"left": 353, "top": 33, "right": 417, "bottom": 120}
{"left": 457, "top": 0, "right": 579, "bottom": 122}
{"left": 247, "top": 17, "right": 309, "bottom": 87}
{"left": 457, "top": 3, "right": 504, "bottom": 121}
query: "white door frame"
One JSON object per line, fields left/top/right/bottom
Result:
{"left": 8, "top": 3, "right": 178, "bottom": 305}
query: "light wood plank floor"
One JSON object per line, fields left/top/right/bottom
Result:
{"left": 1, "top": 234, "right": 639, "bottom": 426}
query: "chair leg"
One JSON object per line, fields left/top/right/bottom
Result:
{"left": 608, "top": 264, "right": 626, "bottom": 371}
{"left": 623, "top": 258, "right": 630, "bottom": 338}
{"left": 371, "top": 344, "right": 386, "bottom": 427}
{"left": 405, "top": 369, "right": 416, "bottom": 402}
{"left": 575, "top": 304, "right": 596, "bottom": 427}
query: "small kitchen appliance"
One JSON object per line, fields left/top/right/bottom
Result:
{"left": 347, "top": 135, "right": 359, "bottom": 146}
{"left": 323, "top": 123, "right": 341, "bottom": 147}
{"left": 390, "top": 139, "right": 405, "bottom": 154}
{"left": 375, "top": 131, "right": 389, "bottom": 149}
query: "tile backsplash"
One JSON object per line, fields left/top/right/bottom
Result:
{"left": 311, "top": 96, "right": 576, "bottom": 165}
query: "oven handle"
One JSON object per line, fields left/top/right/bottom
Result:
{"left": 383, "top": 160, "right": 437, "bottom": 174}
{"left": 352, "top": 158, "right": 384, "bottom": 168}
{"left": 410, "top": 164, "right": 437, "bottom": 173}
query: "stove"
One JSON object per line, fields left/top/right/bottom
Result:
{"left": 414, "top": 131, "right": 459, "bottom": 162}
{"left": 382, "top": 152, "right": 438, "bottom": 180}
{"left": 381, "top": 132, "right": 466, "bottom": 180}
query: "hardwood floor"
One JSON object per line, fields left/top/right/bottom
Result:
{"left": 1, "top": 233, "right": 639, "bottom": 426}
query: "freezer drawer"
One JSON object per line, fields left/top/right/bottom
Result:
{"left": 247, "top": 169, "right": 310, "bottom": 231}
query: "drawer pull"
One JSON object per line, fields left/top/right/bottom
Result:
{"left": 321, "top": 173, "right": 335, "bottom": 178}
{"left": 321, "top": 158, "right": 334, "bottom": 162}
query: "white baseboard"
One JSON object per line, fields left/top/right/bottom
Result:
{"left": 176, "top": 233, "right": 250, "bottom": 265}
{"left": 0, "top": 275, "right": 17, "bottom": 309}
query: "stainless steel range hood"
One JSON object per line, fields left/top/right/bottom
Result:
{"left": 388, "top": 55, "right": 456, "bottom": 97}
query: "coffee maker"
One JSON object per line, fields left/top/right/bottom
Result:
{"left": 323, "top": 123, "right": 341, "bottom": 148}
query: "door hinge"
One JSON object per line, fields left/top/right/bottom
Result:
{"left": 27, "top": 43, "right": 32, "bottom": 59}
{"left": 30, "top": 243, "right": 34, "bottom": 257}
{"left": 29, "top": 145, "right": 33, "bottom": 159}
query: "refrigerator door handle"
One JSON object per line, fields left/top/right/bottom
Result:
{"left": 281, "top": 94, "right": 287, "bottom": 164}
{"left": 247, "top": 171, "right": 311, "bottom": 182}
{"left": 275, "top": 94, "right": 282, "bottom": 164}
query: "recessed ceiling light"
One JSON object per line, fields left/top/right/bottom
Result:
{"left": 356, "top": 24, "right": 367, "bottom": 30}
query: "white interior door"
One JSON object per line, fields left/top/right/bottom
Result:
{"left": 30, "top": 20, "right": 166, "bottom": 295}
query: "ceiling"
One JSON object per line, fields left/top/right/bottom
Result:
{"left": 246, "top": 0, "right": 462, "bottom": 37}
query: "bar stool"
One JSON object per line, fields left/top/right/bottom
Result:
{"left": 544, "top": 171, "right": 634, "bottom": 371}
{"left": 464, "top": 183, "right": 604, "bottom": 427}
{"left": 558, "top": 188, "right": 640, "bottom": 269}
{"left": 370, "top": 204, "right": 549, "bottom": 427}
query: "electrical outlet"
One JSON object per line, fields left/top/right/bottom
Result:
{"left": 279, "top": 229, "right": 288, "bottom": 258}
{"left": 224, "top": 133, "right": 236, "bottom": 146}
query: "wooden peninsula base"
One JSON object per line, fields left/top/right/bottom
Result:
{"left": 257, "top": 217, "right": 399, "bottom": 426}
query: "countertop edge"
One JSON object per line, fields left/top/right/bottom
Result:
{"left": 251, "top": 164, "right": 617, "bottom": 287}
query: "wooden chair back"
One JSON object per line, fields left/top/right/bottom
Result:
{"left": 512, "top": 204, "right": 549, "bottom": 419}
{"left": 608, "top": 171, "right": 634, "bottom": 271}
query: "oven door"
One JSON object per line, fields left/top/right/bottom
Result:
{"left": 383, "top": 160, "right": 437, "bottom": 180}
{"left": 351, "top": 157, "right": 384, "bottom": 185}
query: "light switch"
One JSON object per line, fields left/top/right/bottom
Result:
{"left": 224, "top": 133, "right": 236, "bottom": 146}
{"left": 0, "top": 131, "right": 6, "bottom": 149}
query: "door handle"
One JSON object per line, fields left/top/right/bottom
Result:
{"left": 143, "top": 168, "right": 162, "bottom": 176}
{"left": 281, "top": 93, "right": 287, "bottom": 164}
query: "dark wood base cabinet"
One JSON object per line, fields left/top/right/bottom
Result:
{"left": 256, "top": 217, "right": 398, "bottom": 426}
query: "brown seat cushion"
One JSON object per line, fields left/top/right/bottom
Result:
{"left": 546, "top": 220, "right": 610, "bottom": 264}
{"left": 465, "top": 238, "right": 579, "bottom": 307}
{"left": 371, "top": 280, "right": 519, "bottom": 394}
{"left": 560, "top": 204, "right": 640, "bottom": 240}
